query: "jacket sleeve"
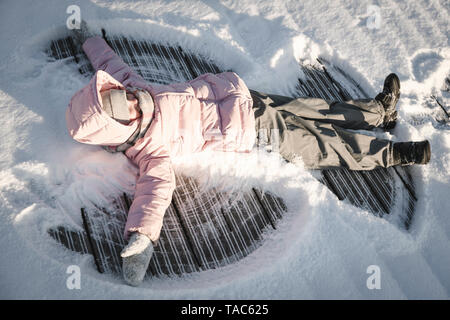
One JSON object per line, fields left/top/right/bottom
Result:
{"left": 124, "top": 153, "right": 176, "bottom": 242}
{"left": 82, "top": 36, "right": 146, "bottom": 88}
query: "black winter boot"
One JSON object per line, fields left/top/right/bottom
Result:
{"left": 375, "top": 73, "right": 400, "bottom": 129}
{"left": 393, "top": 141, "right": 431, "bottom": 166}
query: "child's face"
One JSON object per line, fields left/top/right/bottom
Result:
{"left": 126, "top": 92, "right": 141, "bottom": 121}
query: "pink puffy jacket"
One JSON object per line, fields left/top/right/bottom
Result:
{"left": 66, "top": 37, "right": 256, "bottom": 242}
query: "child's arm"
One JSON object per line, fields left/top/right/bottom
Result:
{"left": 123, "top": 154, "right": 176, "bottom": 243}
{"left": 82, "top": 36, "right": 146, "bottom": 88}
{"left": 121, "top": 109, "right": 176, "bottom": 243}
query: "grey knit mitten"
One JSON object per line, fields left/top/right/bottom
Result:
{"left": 121, "top": 232, "right": 154, "bottom": 286}
{"left": 72, "top": 20, "right": 96, "bottom": 46}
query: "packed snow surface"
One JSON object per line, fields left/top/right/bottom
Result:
{"left": 0, "top": 0, "right": 449, "bottom": 299}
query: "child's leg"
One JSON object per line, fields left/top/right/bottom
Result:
{"left": 250, "top": 90, "right": 386, "bottom": 131}
{"left": 278, "top": 118, "right": 394, "bottom": 170}
{"left": 253, "top": 95, "right": 395, "bottom": 170}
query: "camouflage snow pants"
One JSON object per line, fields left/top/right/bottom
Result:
{"left": 250, "top": 90, "right": 396, "bottom": 170}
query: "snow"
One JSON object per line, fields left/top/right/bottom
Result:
{"left": 0, "top": 0, "right": 449, "bottom": 299}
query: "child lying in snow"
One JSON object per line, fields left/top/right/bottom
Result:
{"left": 67, "top": 24, "right": 430, "bottom": 286}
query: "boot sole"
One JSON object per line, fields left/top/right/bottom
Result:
{"left": 422, "top": 140, "right": 431, "bottom": 164}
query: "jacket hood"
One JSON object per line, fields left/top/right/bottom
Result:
{"left": 66, "top": 70, "right": 139, "bottom": 146}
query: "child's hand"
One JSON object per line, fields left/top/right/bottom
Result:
{"left": 121, "top": 232, "right": 151, "bottom": 258}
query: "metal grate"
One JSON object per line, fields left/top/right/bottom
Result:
{"left": 70, "top": 174, "right": 286, "bottom": 276}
